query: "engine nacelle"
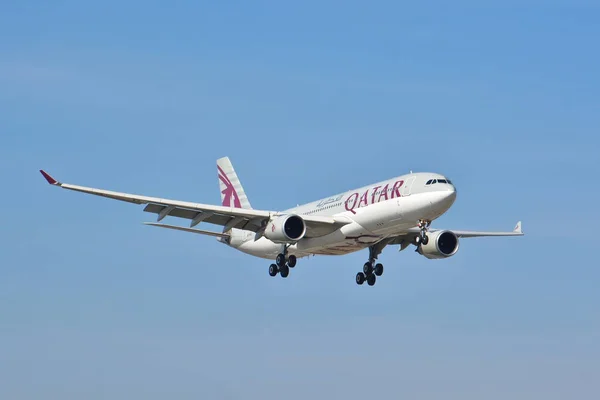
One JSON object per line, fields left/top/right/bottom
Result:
{"left": 417, "top": 230, "right": 460, "bottom": 259}
{"left": 264, "top": 214, "right": 306, "bottom": 243}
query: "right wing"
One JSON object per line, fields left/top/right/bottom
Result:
{"left": 39, "top": 170, "right": 350, "bottom": 238}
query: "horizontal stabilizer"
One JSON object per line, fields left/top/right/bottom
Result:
{"left": 143, "top": 222, "right": 230, "bottom": 238}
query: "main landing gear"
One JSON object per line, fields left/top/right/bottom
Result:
{"left": 355, "top": 261, "right": 384, "bottom": 286}
{"left": 268, "top": 245, "right": 297, "bottom": 278}
{"left": 356, "top": 240, "right": 390, "bottom": 286}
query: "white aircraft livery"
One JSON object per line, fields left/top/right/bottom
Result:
{"left": 40, "top": 157, "right": 523, "bottom": 286}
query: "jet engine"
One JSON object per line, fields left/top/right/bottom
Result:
{"left": 417, "top": 230, "right": 459, "bottom": 259}
{"left": 264, "top": 214, "right": 306, "bottom": 243}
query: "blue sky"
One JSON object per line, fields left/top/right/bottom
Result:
{"left": 1, "top": 1, "right": 599, "bottom": 398}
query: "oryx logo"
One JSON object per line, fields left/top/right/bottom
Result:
{"left": 218, "top": 165, "right": 242, "bottom": 208}
{"left": 271, "top": 223, "right": 276, "bottom": 232}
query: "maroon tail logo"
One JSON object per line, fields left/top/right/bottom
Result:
{"left": 218, "top": 166, "right": 242, "bottom": 208}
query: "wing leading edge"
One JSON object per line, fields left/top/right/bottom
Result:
{"left": 39, "top": 170, "right": 349, "bottom": 238}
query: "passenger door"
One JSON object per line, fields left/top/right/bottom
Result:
{"left": 401, "top": 176, "right": 416, "bottom": 197}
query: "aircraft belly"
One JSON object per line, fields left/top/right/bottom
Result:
{"left": 311, "top": 242, "right": 369, "bottom": 256}
{"left": 235, "top": 237, "right": 280, "bottom": 259}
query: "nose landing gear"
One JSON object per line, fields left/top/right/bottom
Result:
{"left": 413, "top": 219, "right": 431, "bottom": 246}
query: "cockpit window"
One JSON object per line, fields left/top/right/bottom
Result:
{"left": 427, "top": 177, "right": 453, "bottom": 185}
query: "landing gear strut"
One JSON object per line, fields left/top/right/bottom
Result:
{"left": 413, "top": 219, "right": 431, "bottom": 246}
{"left": 356, "top": 240, "right": 390, "bottom": 287}
{"left": 268, "top": 245, "right": 297, "bottom": 278}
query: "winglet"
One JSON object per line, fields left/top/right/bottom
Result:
{"left": 39, "top": 170, "right": 61, "bottom": 186}
{"left": 513, "top": 221, "right": 522, "bottom": 234}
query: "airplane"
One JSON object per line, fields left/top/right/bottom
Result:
{"left": 39, "top": 157, "right": 523, "bottom": 286}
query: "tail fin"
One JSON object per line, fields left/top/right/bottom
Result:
{"left": 217, "top": 157, "right": 252, "bottom": 209}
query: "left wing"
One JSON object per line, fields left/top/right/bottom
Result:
{"left": 39, "top": 170, "right": 350, "bottom": 238}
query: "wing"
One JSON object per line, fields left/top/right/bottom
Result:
{"left": 437, "top": 220, "right": 524, "bottom": 238}
{"left": 39, "top": 170, "right": 350, "bottom": 238}
{"left": 388, "top": 220, "right": 524, "bottom": 249}
{"left": 402, "top": 220, "right": 524, "bottom": 238}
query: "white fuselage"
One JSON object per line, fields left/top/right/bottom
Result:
{"left": 222, "top": 172, "right": 457, "bottom": 259}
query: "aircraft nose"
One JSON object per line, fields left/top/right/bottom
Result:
{"left": 447, "top": 184, "right": 456, "bottom": 200}
{"left": 448, "top": 184, "right": 456, "bottom": 196}
{"left": 436, "top": 185, "right": 456, "bottom": 208}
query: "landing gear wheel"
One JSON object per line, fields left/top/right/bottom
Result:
{"left": 363, "top": 262, "right": 374, "bottom": 275}
{"left": 367, "top": 274, "right": 376, "bottom": 286}
{"left": 374, "top": 263, "right": 384, "bottom": 276}
{"left": 269, "top": 264, "right": 278, "bottom": 277}
{"left": 276, "top": 253, "right": 286, "bottom": 268}
{"left": 287, "top": 255, "right": 297, "bottom": 268}
{"left": 279, "top": 264, "right": 290, "bottom": 278}
{"left": 422, "top": 235, "right": 429, "bottom": 245}
{"left": 356, "top": 272, "right": 366, "bottom": 285}
{"left": 414, "top": 235, "right": 422, "bottom": 245}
